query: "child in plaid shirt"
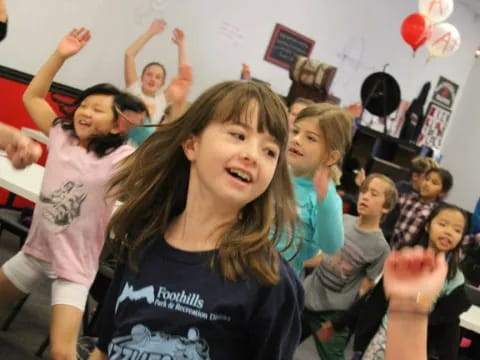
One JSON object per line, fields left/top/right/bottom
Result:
{"left": 390, "top": 168, "right": 453, "bottom": 247}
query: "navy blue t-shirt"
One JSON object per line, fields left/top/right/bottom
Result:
{"left": 96, "top": 237, "right": 304, "bottom": 359}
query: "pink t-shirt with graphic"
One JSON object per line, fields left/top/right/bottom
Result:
{"left": 23, "top": 123, "right": 134, "bottom": 286}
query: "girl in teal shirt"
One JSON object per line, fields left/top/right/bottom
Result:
{"left": 277, "top": 103, "right": 353, "bottom": 274}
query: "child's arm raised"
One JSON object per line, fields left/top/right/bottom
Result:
{"left": 164, "top": 63, "right": 193, "bottom": 124}
{"left": 23, "top": 28, "right": 91, "bottom": 136}
{"left": 384, "top": 248, "right": 447, "bottom": 360}
{"left": 125, "top": 19, "right": 166, "bottom": 88}
{"left": 240, "top": 63, "right": 251, "bottom": 80}
{"left": 312, "top": 166, "right": 344, "bottom": 254}
{"left": 172, "top": 28, "right": 187, "bottom": 68}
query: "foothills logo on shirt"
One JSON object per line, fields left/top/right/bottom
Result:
{"left": 108, "top": 324, "right": 210, "bottom": 360}
{"left": 116, "top": 283, "right": 204, "bottom": 312}
{"left": 40, "top": 181, "right": 87, "bottom": 231}
{"left": 116, "top": 282, "right": 231, "bottom": 323}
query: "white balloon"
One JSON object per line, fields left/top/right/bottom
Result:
{"left": 419, "top": 0, "right": 454, "bottom": 23}
{"left": 427, "top": 23, "right": 461, "bottom": 57}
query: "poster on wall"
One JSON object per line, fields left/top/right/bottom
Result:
{"left": 432, "top": 76, "right": 459, "bottom": 109}
{"left": 417, "top": 102, "right": 451, "bottom": 149}
{"left": 264, "top": 24, "right": 315, "bottom": 70}
{"left": 360, "top": 100, "right": 410, "bottom": 137}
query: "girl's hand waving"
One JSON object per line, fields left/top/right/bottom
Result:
{"left": 56, "top": 28, "right": 91, "bottom": 58}
{"left": 384, "top": 247, "right": 448, "bottom": 312}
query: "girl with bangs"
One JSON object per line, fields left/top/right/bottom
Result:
{"left": 88, "top": 81, "right": 303, "bottom": 360}
{"left": 0, "top": 28, "right": 148, "bottom": 359}
{"left": 278, "top": 104, "right": 353, "bottom": 275}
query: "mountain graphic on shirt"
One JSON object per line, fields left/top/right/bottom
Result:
{"left": 116, "top": 282, "right": 155, "bottom": 311}
{"left": 108, "top": 324, "right": 210, "bottom": 360}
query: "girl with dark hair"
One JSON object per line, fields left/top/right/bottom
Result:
{"left": 390, "top": 167, "right": 454, "bottom": 247}
{"left": 321, "top": 204, "right": 471, "bottom": 360}
{"left": 88, "top": 80, "right": 304, "bottom": 360}
{"left": 0, "top": 28, "right": 147, "bottom": 360}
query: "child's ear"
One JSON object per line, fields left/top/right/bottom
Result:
{"left": 381, "top": 206, "right": 389, "bottom": 215}
{"left": 182, "top": 135, "right": 198, "bottom": 161}
{"left": 327, "top": 150, "right": 341, "bottom": 167}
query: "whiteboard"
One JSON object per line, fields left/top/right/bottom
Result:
{"left": 1, "top": 0, "right": 479, "bottom": 105}
{"left": 0, "top": 0, "right": 292, "bottom": 99}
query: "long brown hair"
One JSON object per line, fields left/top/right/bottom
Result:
{"left": 296, "top": 103, "right": 353, "bottom": 184}
{"left": 107, "top": 80, "right": 298, "bottom": 285}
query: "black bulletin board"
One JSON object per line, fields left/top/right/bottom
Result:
{"left": 264, "top": 24, "right": 315, "bottom": 70}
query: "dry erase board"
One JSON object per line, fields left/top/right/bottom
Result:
{"left": 264, "top": 23, "right": 315, "bottom": 70}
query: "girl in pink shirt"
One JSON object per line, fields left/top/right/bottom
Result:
{"left": 0, "top": 28, "right": 147, "bottom": 360}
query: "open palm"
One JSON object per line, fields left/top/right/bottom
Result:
{"left": 172, "top": 28, "right": 185, "bottom": 46}
{"left": 56, "top": 28, "right": 91, "bottom": 58}
{"left": 166, "top": 64, "right": 193, "bottom": 104}
{"left": 148, "top": 19, "right": 166, "bottom": 35}
{"left": 166, "top": 78, "right": 190, "bottom": 104}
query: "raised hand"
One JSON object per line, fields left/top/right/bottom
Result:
{"left": 313, "top": 165, "right": 330, "bottom": 201}
{"left": 178, "top": 64, "right": 193, "bottom": 82}
{"left": 5, "top": 133, "right": 42, "bottom": 169}
{"left": 354, "top": 168, "right": 366, "bottom": 187}
{"left": 383, "top": 247, "right": 447, "bottom": 311}
{"left": 56, "top": 28, "right": 91, "bottom": 58}
{"left": 241, "top": 63, "right": 251, "bottom": 80}
{"left": 166, "top": 64, "right": 193, "bottom": 104}
{"left": 148, "top": 19, "right": 167, "bottom": 35}
{"left": 172, "top": 28, "right": 184, "bottom": 46}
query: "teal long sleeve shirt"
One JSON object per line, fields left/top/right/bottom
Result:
{"left": 277, "top": 177, "right": 344, "bottom": 274}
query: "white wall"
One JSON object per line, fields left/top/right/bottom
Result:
{"left": 440, "top": 59, "right": 480, "bottom": 212}
{"left": 0, "top": 0, "right": 479, "bottom": 106}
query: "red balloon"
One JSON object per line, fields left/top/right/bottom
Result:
{"left": 401, "top": 13, "right": 431, "bottom": 51}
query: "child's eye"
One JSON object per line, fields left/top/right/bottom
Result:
{"left": 265, "top": 148, "right": 278, "bottom": 159}
{"left": 307, "top": 136, "right": 317, "bottom": 142}
{"left": 230, "top": 132, "right": 245, "bottom": 141}
{"left": 291, "top": 128, "right": 299, "bottom": 135}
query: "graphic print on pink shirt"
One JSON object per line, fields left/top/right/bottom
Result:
{"left": 40, "top": 180, "right": 87, "bottom": 232}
